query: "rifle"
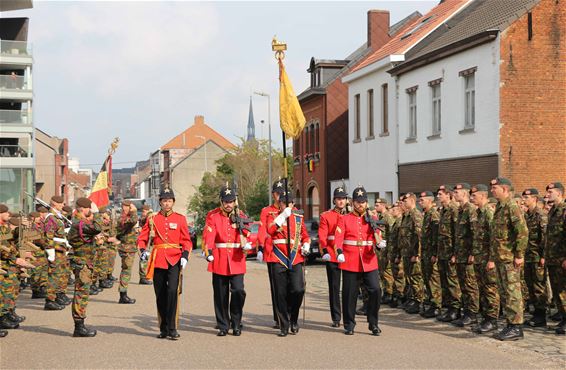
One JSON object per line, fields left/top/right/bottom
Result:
{"left": 24, "top": 192, "right": 72, "bottom": 227}
{"left": 365, "top": 211, "right": 387, "bottom": 255}
{"left": 230, "top": 183, "right": 253, "bottom": 249}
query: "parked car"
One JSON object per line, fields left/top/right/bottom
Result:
{"left": 246, "top": 221, "right": 260, "bottom": 258}
{"left": 304, "top": 219, "right": 321, "bottom": 262}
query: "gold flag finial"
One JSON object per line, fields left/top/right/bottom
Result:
{"left": 108, "top": 137, "right": 120, "bottom": 156}
{"left": 272, "top": 36, "right": 287, "bottom": 60}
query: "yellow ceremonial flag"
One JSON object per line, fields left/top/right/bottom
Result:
{"left": 279, "top": 60, "right": 306, "bottom": 139}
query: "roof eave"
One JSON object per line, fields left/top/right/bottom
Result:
{"left": 342, "top": 54, "right": 404, "bottom": 84}
{"left": 388, "top": 30, "right": 499, "bottom": 76}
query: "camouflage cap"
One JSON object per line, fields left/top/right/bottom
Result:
{"left": 490, "top": 177, "right": 512, "bottom": 187}
{"left": 546, "top": 182, "right": 564, "bottom": 191}
{"left": 453, "top": 183, "right": 471, "bottom": 190}
{"left": 471, "top": 184, "right": 489, "bottom": 193}
{"left": 76, "top": 197, "right": 92, "bottom": 209}
{"left": 0, "top": 204, "right": 8, "bottom": 213}
{"left": 419, "top": 191, "right": 434, "bottom": 198}
{"left": 352, "top": 186, "right": 368, "bottom": 202}
{"left": 522, "top": 188, "right": 539, "bottom": 196}
{"left": 51, "top": 195, "right": 64, "bottom": 203}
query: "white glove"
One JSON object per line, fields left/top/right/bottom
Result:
{"left": 274, "top": 214, "right": 286, "bottom": 227}
{"left": 180, "top": 257, "right": 188, "bottom": 269}
{"left": 206, "top": 255, "right": 214, "bottom": 262}
{"left": 378, "top": 240, "right": 387, "bottom": 249}
{"left": 243, "top": 242, "right": 253, "bottom": 251}
{"left": 337, "top": 254, "right": 346, "bottom": 263}
{"left": 46, "top": 248, "right": 56, "bottom": 262}
{"left": 282, "top": 207, "right": 292, "bottom": 218}
{"left": 322, "top": 253, "right": 331, "bottom": 261}
{"left": 256, "top": 251, "right": 263, "bottom": 263}
{"left": 64, "top": 227, "right": 71, "bottom": 234}
{"left": 140, "top": 250, "right": 150, "bottom": 262}
{"left": 301, "top": 242, "right": 310, "bottom": 256}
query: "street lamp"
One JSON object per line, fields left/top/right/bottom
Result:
{"left": 196, "top": 135, "right": 208, "bottom": 173}
{"left": 253, "top": 91, "right": 272, "bottom": 202}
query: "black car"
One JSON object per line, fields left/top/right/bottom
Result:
{"left": 304, "top": 219, "right": 321, "bottom": 262}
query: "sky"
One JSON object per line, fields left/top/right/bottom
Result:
{"left": 7, "top": 0, "right": 437, "bottom": 170}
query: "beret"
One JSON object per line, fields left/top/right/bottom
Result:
{"left": 546, "top": 182, "right": 564, "bottom": 191}
{"left": 419, "top": 191, "right": 434, "bottom": 198}
{"left": 471, "top": 184, "right": 489, "bottom": 193}
{"left": 76, "top": 197, "right": 92, "bottom": 208}
{"left": 51, "top": 195, "right": 64, "bottom": 203}
{"left": 522, "top": 188, "right": 539, "bottom": 196}
{"left": 490, "top": 177, "right": 512, "bottom": 186}
{"left": 453, "top": 183, "right": 471, "bottom": 190}
{"left": 0, "top": 204, "right": 8, "bottom": 213}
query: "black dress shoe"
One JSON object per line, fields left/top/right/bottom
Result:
{"left": 233, "top": 328, "right": 241, "bottom": 336}
{"left": 168, "top": 330, "right": 180, "bottom": 340}
{"left": 331, "top": 322, "right": 340, "bottom": 328}
{"left": 157, "top": 331, "right": 168, "bottom": 339}
{"left": 290, "top": 322, "right": 299, "bottom": 334}
{"left": 272, "top": 322, "right": 280, "bottom": 329}
{"left": 217, "top": 329, "right": 227, "bottom": 337}
{"left": 278, "top": 329, "right": 288, "bottom": 337}
{"left": 370, "top": 325, "right": 381, "bottom": 336}
{"left": 139, "top": 278, "right": 153, "bottom": 285}
{"left": 344, "top": 329, "right": 354, "bottom": 335}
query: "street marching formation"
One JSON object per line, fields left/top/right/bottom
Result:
{"left": 0, "top": 177, "right": 565, "bottom": 341}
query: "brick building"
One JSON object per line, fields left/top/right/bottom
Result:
{"left": 34, "top": 128, "right": 69, "bottom": 202}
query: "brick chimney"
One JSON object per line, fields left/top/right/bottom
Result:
{"left": 367, "top": 10, "right": 390, "bottom": 51}
{"left": 194, "top": 115, "right": 205, "bottom": 126}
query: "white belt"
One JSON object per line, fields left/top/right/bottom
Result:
{"left": 343, "top": 240, "right": 373, "bottom": 246}
{"left": 53, "top": 237, "right": 68, "bottom": 244}
{"left": 327, "top": 236, "right": 335, "bottom": 240}
{"left": 272, "top": 239, "right": 295, "bottom": 244}
{"left": 215, "top": 243, "right": 240, "bottom": 249}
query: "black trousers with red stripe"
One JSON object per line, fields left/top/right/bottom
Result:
{"left": 342, "top": 269, "right": 380, "bottom": 332}
{"left": 153, "top": 262, "right": 181, "bottom": 333}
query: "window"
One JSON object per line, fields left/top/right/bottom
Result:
{"left": 354, "top": 94, "right": 361, "bottom": 141}
{"left": 367, "top": 89, "right": 374, "bottom": 138}
{"left": 431, "top": 83, "right": 441, "bottom": 135}
{"left": 314, "top": 122, "right": 319, "bottom": 153}
{"left": 464, "top": 74, "right": 475, "bottom": 129}
{"left": 381, "top": 84, "right": 389, "bottom": 134}
{"left": 310, "top": 124, "right": 315, "bottom": 153}
{"left": 406, "top": 87, "right": 418, "bottom": 139}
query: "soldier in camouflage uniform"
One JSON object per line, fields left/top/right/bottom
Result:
{"left": 137, "top": 205, "right": 152, "bottom": 285}
{"left": 91, "top": 206, "right": 110, "bottom": 293}
{"left": 521, "top": 188, "right": 548, "bottom": 327}
{"left": 105, "top": 210, "right": 119, "bottom": 285}
{"left": 418, "top": 191, "right": 442, "bottom": 318}
{"left": 470, "top": 184, "right": 499, "bottom": 333}
{"left": 116, "top": 200, "right": 138, "bottom": 304}
{"left": 388, "top": 202, "right": 405, "bottom": 308}
{"left": 29, "top": 211, "right": 49, "bottom": 299}
{"left": 397, "top": 193, "right": 424, "bottom": 314}
{"left": 544, "top": 182, "right": 565, "bottom": 335}
{"left": 488, "top": 177, "right": 528, "bottom": 341}
{"left": 452, "top": 183, "right": 480, "bottom": 327}
{"left": 375, "top": 199, "right": 394, "bottom": 304}
{"left": 44, "top": 196, "right": 71, "bottom": 310}
{"left": 435, "top": 185, "right": 462, "bottom": 322}
{"left": 67, "top": 197, "right": 103, "bottom": 337}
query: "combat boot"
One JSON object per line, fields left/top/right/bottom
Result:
{"left": 119, "top": 291, "right": 136, "bottom": 304}
{"left": 100, "top": 279, "right": 113, "bottom": 289}
{"left": 389, "top": 296, "right": 399, "bottom": 308}
{"left": 437, "top": 307, "right": 460, "bottom": 322}
{"left": 524, "top": 309, "right": 546, "bottom": 327}
{"left": 31, "top": 288, "right": 47, "bottom": 299}
{"left": 421, "top": 305, "right": 440, "bottom": 318}
{"left": 474, "top": 318, "right": 498, "bottom": 334}
{"left": 44, "top": 300, "right": 65, "bottom": 311}
{"left": 56, "top": 293, "right": 71, "bottom": 306}
{"left": 494, "top": 324, "right": 523, "bottom": 341}
{"left": 0, "top": 315, "right": 19, "bottom": 329}
{"left": 89, "top": 285, "right": 99, "bottom": 296}
{"left": 381, "top": 293, "right": 392, "bottom": 304}
{"left": 452, "top": 311, "right": 477, "bottom": 327}
{"left": 554, "top": 319, "right": 565, "bottom": 335}
{"left": 73, "top": 319, "right": 97, "bottom": 337}
{"left": 405, "top": 300, "right": 421, "bottom": 314}
{"left": 139, "top": 278, "right": 152, "bottom": 285}
{"left": 0, "top": 329, "right": 7, "bottom": 337}
{"left": 7, "top": 309, "right": 25, "bottom": 323}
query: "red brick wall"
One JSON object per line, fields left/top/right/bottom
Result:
{"left": 499, "top": 0, "right": 566, "bottom": 192}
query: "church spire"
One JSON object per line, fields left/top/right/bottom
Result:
{"left": 246, "top": 96, "right": 256, "bottom": 142}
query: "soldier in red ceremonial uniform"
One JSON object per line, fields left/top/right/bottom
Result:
{"left": 203, "top": 184, "right": 252, "bottom": 337}
{"left": 266, "top": 189, "right": 310, "bottom": 337}
{"left": 256, "top": 180, "right": 285, "bottom": 329}
{"left": 319, "top": 186, "right": 349, "bottom": 327}
{"left": 335, "top": 186, "right": 384, "bottom": 336}
{"left": 137, "top": 187, "right": 192, "bottom": 340}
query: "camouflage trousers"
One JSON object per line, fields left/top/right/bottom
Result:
{"left": 456, "top": 263, "right": 479, "bottom": 314}
{"left": 119, "top": 251, "right": 135, "bottom": 292}
{"left": 30, "top": 252, "right": 48, "bottom": 292}
{"left": 547, "top": 265, "right": 565, "bottom": 316}
{"left": 139, "top": 258, "right": 148, "bottom": 281}
{"left": 47, "top": 251, "right": 69, "bottom": 301}
{"left": 72, "top": 264, "right": 93, "bottom": 320}
{"left": 0, "top": 264, "right": 19, "bottom": 315}
{"left": 389, "top": 258, "right": 405, "bottom": 297}
{"left": 402, "top": 257, "right": 424, "bottom": 303}
{"left": 378, "top": 250, "right": 393, "bottom": 295}
{"left": 421, "top": 257, "right": 442, "bottom": 308}
{"left": 438, "top": 260, "right": 461, "bottom": 309}
{"left": 496, "top": 262, "right": 524, "bottom": 325}
{"left": 92, "top": 246, "right": 109, "bottom": 283}
{"left": 474, "top": 261, "right": 500, "bottom": 319}
{"left": 523, "top": 262, "right": 548, "bottom": 312}
{"left": 106, "top": 246, "right": 118, "bottom": 278}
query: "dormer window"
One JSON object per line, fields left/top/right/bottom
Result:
{"left": 311, "top": 68, "right": 321, "bottom": 87}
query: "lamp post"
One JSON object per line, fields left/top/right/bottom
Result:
{"left": 253, "top": 91, "right": 272, "bottom": 202}
{"left": 196, "top": 135, "right": 208, "bottom": 173}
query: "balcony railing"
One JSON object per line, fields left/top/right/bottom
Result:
{"left": 0, "top": 110, "right": 30, "bottom": 124}
{"left": 0, "top": 40, "right": 32, "bottom": 56}
{"left": 0, "top": 75, "right": 27, "bottom": 89}
{"left": 0, "top": 144, "right": 32, "bottom": 158}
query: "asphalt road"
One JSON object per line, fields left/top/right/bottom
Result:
{"left": 2, "top": 253, "right": 564, "bottom": 369}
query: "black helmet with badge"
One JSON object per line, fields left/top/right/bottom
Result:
{"left": 272, "top": 178, "right": 285, "bottom": 194}
{"left": 352, "top": 186, "right": 368, "bottom": 202}
{"left": 220, "top": 183, "right": 237, "bottom": 202}
{"left": 334, "top": 185, "right": 348, "bottom": 199}
{"left": 159, "top": 186, "right": 175, "bottom": 200}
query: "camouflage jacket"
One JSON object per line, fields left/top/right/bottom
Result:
{"left": 44, "top": 210, "right": 68, "bottom": 251}
{"left": 471, "top": 204, "right": 493, "bottom": 262}
{"left": 117, "top": 211, "right": 139, "bottom": 245}
{"left": 388, "top": 216, "right": 401, "bottom": 261}
{"left": 421, "top": 207, "right": 439, "bottom": 258}
{"left": 0, "top": 223, "right": 18, "bottom": 263}
{"left": 398, "top": 208, "right": 423, "bottom": 258}
{"left": 489, "top": 197, "right": 528, "bottom": 263}
{"left": 437, "top": 202, "right": 458, "bottom": 260}
{"left": 454, "top": 202, "right": 477, "bottom": 263}
{"left": 545, "top": 199, "right": 566, "bottom": 265}
{"left": 524, "top": 206, "right": 547, "bottom": 263}
{"left": 67, "top": 214, "right": 103, "bottom": 267}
